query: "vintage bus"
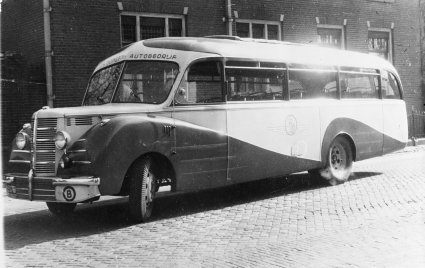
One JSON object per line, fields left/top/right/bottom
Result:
{"left": 4, "top": 36, "right": 408, "bottom": 222}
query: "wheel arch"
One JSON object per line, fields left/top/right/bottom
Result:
{"left": 119, "top": 151, "right": 176, "bottom": 196}
{"left": 321, "top": 131, "right": 357, "bottom": 165}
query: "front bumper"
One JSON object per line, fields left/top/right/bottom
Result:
{"left": 3, "top": 172, "right": 100, "bottom": 203}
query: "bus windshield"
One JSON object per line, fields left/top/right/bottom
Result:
{"left": 113, "top": 61, "right": 179, "bottom": 104}
{"left": 83, "top": 63, "right": 124, "bottom": 106}
{"left": 83, "top": 61, "right": 179, "bottom": 105}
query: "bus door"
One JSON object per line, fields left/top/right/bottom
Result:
{"left": 171, "top": 60, "right": 228, "bottom": 191}
{"left": 381, "top": 70, "right": 408, "bottom": 153}
{"left": 225, "top": 64, "right": 322, "bottom": 184}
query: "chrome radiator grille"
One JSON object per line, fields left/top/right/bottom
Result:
{"left": 34, "top": 117, "right": 57, "bottom": 175}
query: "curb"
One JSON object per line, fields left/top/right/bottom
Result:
{"left": 407, "top": 137, "right": 425, "bottom": 146}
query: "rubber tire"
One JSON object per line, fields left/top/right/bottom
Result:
{"left": 46, "top": 202, "right": 76, "bottom": 216}
{"left": 128, "top": 157, "right": 157, "bottom": 222}
{"left": 318, "top": 136, "right": 353, "bottom": 186}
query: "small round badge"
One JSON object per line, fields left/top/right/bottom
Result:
{"left": 63, "top": 186, "right": 76, "bottom": 201}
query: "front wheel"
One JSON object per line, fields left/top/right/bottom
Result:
{"left": 46, "top": 202, "right": 76, "bottom": 216}
{"left": 128, "top": 157, "right": 157, "bottom": 222}
{"left": 318, "top": 136, "right": 354, "bottom": 186}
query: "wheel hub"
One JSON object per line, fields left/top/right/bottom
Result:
{"left": 145, "top": 171, "right": 154, "bottom": 204}
{"left": 331, "top": 145, "right": 345, "bottom": 170}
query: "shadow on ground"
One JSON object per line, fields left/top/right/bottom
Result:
{"left": 4, "top": 171, "right": 381, "bottom": 250}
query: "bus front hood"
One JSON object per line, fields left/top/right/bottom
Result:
{"left": 34, "top": 103, "right": 167, "bottom": 119}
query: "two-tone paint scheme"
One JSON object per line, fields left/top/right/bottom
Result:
{"left": 4, "top": 37, "right": 408, "bottom": 218}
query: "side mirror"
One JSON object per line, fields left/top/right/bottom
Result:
{"left": 178, "top": 88, "right": 186, "bottom": 96}
{"left": 174, "top": 87, "right": 188, "bottom": 105}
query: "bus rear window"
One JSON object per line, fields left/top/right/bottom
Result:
{"left": 382, "top": 71, "right": 401, "bottom": 99}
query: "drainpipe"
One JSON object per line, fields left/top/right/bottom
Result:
{"left": 43, "top": 0, "right": 54, "bottom": 107}
{"left": 226, "top": 0, "right": 233, "bottom": 36}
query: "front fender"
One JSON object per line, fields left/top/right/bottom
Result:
{"left": 59, "top": 114, "right": 175, "bottom": 194}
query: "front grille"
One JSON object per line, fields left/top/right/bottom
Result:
{"left": 34, "top": 117, "right": 57, "bottom": 175}
{"left": 37, "top": 118, "right": 57, "bottom": 128}
{"left": 9, "top": 176, "right": 56, "bottom": 201}
{"left": 66, "top": 116, "right": 93, "bottom": 126}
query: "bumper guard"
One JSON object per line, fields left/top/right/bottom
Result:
{"left": 3, "top": 173, "right": 100, "bottom": 203}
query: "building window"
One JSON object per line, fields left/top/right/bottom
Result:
{"left": 121, "top": 16, "right": 137, "bottom": 47}
{"left": 317, "top": 25, "right": 344, "bottom": 49}
{"left": 235, "top": 20, "right": 281, "bottom": 40}
{"left": 140, "top": 17, "right": 165, "bottom": 39}
{"left": 120, "top": 13, "right": 185, "bottom": 47}
{"left": 368, "top": 30, "right": 391, "bottom": 61}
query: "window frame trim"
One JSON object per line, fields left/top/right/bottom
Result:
{"left": 368, "top": 27, "right": 393, "bottom": 63}
{"left": 316, "top": 23, "right": 345, "bottom": 49}
{"left": 120, "top": 12, "right": 186, "bottom": 46}
{"left": 235, "top": 19, "right": 282, "bottom": 40}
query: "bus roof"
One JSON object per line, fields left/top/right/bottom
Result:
{"left": 97, "top": 36, "right": 397, "bottom": 74}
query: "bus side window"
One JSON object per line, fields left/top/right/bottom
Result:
{"left": 382, "top": 71, "right": 401, "bottom": 99}
{"left": 340, "top": 72, "right": 379, "bottom": 99}
{"left": 226, "top": 68, "right": 284, "bottom": 101}
{"left": 288, "top": 66, "right": 338, "bottom": 100}
{"left": 174, "top": 61, "right": 223, "bottom": 105}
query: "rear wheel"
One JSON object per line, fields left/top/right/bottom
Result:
{"left": 46, "top": 202, "right": 76, "bottom": 216}
{"left": 128, "top": 157, "right": 157, "bottom": 222}
{"left": 317, "top": 136, "right": 353, "bottom": 186}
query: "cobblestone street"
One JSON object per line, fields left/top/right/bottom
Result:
{"left": 3, "top": 146, "right": 425, "bottom": 267}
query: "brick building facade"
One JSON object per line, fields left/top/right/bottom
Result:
{"left": 2, "top": 0, "right": 425, "bottom": 163}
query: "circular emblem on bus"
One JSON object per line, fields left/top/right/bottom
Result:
{"left": 63, "top": 186, "right": 76, "bottom": 201}
{"left": 285, "top": 115, "right": 297, "bottom": 136}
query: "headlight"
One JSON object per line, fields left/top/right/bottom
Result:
{"left": 54, "top": 131, "right": 71, "bottom": 150}
{"left": 15, "top": 132, "right": 30, "bottom": 150}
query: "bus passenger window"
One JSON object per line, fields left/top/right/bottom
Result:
{"left": 288, "top": 67, "right": 338, "bottom": 100}
{"left": 340, "top": 72, "right": 379, "bottom": 99}
{"left": 382, "top": 71, "right": 401, "bottom": 99}
{"left": 226, "top": 68, "right": 284, "bottom": 101}
{"left": 174, "top": 61, "right": 223, "bottom": 105}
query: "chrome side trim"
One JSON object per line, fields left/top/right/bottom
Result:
{"left": 52, "top": 177, "right": 100, "bottom": 186}
{"left": 73, "top": 161, "right": 92, "bottom": 165}
{"left": 9, "top": 160, "right": 31, "bottom": 164}
{"left": 37, "top": 127, "right": 56, "bottom": 130}
{"left": 67, "top": 149, "right": 87, "bottom": 153}
{"left": 12, "top": 150, "right": 31, "bottom": 153}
